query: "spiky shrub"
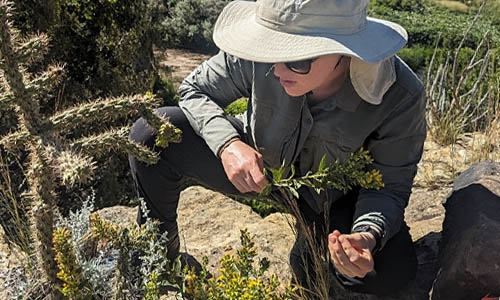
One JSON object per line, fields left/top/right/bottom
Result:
{"left": 10, "top": 0, "right": 157, "bottom": 100}
{"left": 184, "top": 228, "right": 294, "bottom": 300}
{"left": 0, "top": 1, "right": 180, "bottom": 297}
{"left": 4, "top": 0, "right": 164, "bottom": 208}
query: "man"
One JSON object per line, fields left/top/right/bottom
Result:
{"left": 129, "top": 0, "right": 426, "bottom": 297}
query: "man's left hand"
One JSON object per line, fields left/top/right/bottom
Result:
{"left": 328, "top": 230, "right": 376, "bottom": 278}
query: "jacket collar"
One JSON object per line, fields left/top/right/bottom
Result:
{"left": 309, "top": 76, "right": 363, "bottom": 112}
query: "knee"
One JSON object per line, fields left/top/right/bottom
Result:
{"left": 129, "top": 117, "right": 156, "bottom": 148}
{"left": 129, "top": 106, "right": 182, "bottom": 148}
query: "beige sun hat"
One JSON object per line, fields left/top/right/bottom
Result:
{"left": 213, "top": 0, "right": 408, "bottom": 64}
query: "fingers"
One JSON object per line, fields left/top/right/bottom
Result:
{"left": 328, "top": 232, "right": 374, "bottom": 278}
{"left": 220, "top": 141, "right": 267, "bottom": 193}
{"left": 233, "top": 157, "right": 267, "bottom": 193}
{"left": 237, "top": 171, "right": 266, "bottom": 193}
{"left": 328, "top": 234, "right": 363, "bottom": 278}
{"left": 249, "top": 163, "right": 268, "bottom": 191}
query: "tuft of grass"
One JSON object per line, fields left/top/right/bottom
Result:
{"left": 0, "top": 153, "right": 32, "bottom": 259}
{"left": 425, "top": 0, "right": 499, "bottom": 146}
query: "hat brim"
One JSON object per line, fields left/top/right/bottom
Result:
{"left": 213, "top": 1, "right": 408, "bottom": 64}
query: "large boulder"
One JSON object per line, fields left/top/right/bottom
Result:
{"left": 430, "top": 162, "right": 500, "bottom": 299}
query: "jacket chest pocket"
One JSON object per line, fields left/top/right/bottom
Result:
{"left": 308, "top": 129, "right": 364, "bottom": 165}
{"left": 252, "top": 104, "right": 301, "bottom": 169}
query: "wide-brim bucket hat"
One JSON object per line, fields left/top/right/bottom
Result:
{"left": 213, "top": 0, "right": 408, "bottom": 64}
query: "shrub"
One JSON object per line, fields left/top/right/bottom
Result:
{"left": 0, "top": 3, "right": 181, "bottom": 296}
{"left": 370, "top": 0, "right": 427, "bottom": 13}
{"left": 11, "top": 0, "right": 157, "bottom": 103}
{"left": 51, "top": 198, "right": 183, "bottom": 299}
{"left": 183, "top": 229, "right": 294, "bottom": 300}
{"left": 370, "top": 1, "right": 500, "bottom": 50}
{"left": 160, "top": 0, "right": 231, "bottom": 52}
{"left": 153, "top": 74, "right": 181, "bottom": 106}
{"left": 224, "top": 98, "right": 248, "bottom": 116}
{"left": 398, "top": 46, "right": 436, "bottom": 74}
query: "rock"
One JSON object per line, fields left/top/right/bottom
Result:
{"left": 176, "top": 186, "right": 295, "bottom": 284}
{"left": 430, "top": 162, "right": 500, "bottom": 300}
{"left": 406, "top": 187, "right": 449, "bottom": 240}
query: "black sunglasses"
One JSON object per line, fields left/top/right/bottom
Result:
{"left": 284, "top": 56, "right": 343, "bottom": 75}
{"left": 285, "top": 58, "right": 318, "bottom": 75}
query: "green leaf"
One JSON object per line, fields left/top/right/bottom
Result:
{"left": 271, "top": 166, "right": 284, "bottom": 182}
{"left": 318, "top": 155, "right": 327, "bottom": 171}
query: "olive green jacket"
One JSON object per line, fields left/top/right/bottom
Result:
{"left": 178, "top": 51, "right": 426, "bottom": 249}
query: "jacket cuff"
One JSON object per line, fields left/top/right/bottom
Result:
{"left": 351, "top": 213, "right": 387, "bottom": 250}
{"left": 218, "top": 137, "right": 241, "bottom": 158}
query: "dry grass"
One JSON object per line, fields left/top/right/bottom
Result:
{"left": 415, "top": 121, "right": 500, "bottom": 189}
{"left": 0, "top": 155, "right": 32, "bottom": 256}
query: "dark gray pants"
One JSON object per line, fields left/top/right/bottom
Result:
{"left": 128, "top": 106, "right": 417, "bottom": 296}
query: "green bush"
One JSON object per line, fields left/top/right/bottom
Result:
{"left": 153, "top": 75, "right": 181, "bottom": 106}
{"left": 398, "top": 46, "right": 435, "bottom": 73}
{"left": 160, "top": 0, "right": 231, "bottom": 52}
{"left": 224, "top": 98, "right": 248, "bottom": 116}
{"left": 12, "top": 0, "right": 157, "bottom": 103}
{"left": 369, "top": 0, "right": 427, "bottom": 13}
{"left": 370, "top": 1, "right": 500, "bottom": 50}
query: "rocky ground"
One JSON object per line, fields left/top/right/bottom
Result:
{"left": 1, "top": 49, "right": 499, "bottom": 299}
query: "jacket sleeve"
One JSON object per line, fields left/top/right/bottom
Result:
{"left": 352, "top": 82, "right": 426, "bottom": 250}
{"left": 177, "top": 51, "right": 252, "bottom": 156}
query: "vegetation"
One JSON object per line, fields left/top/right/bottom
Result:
{"left": 159, "top": 0, "right": 231, "bottom": 53}
{"left": 0, "top": 1, "right": 180, "bottom": 297}
{"left": 4, "top": 0, "right": 166, "bottom": 209}
{"left": 262, "top": 149, "right": 384, "bottom": 198}
{"left": 1, "top": 0, "right": 499, "bottom": 299}
{"left": 184, "top": 229, "right": 294, "bottom": 300}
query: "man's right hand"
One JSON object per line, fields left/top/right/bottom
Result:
{"left": 219, "top": 139, "right": 268, "bottom": 193}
